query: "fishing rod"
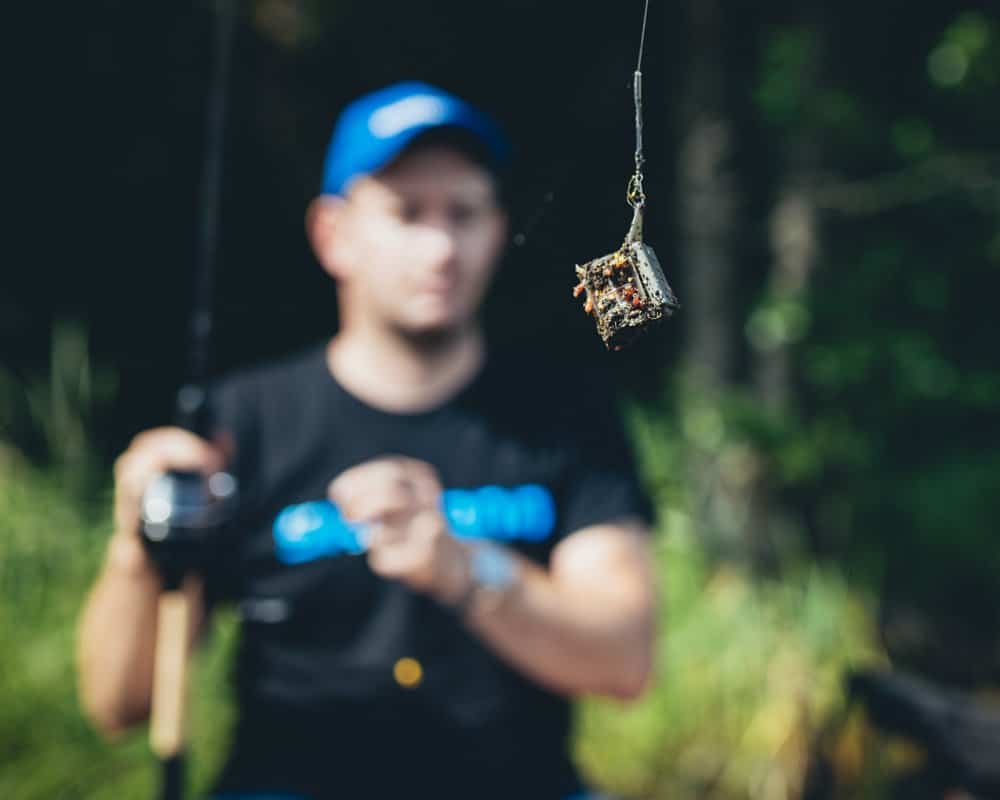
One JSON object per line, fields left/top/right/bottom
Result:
{"left": 139, "top": 2, "right": 239, "bottom": 798}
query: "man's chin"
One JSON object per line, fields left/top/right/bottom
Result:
{"left": 395, "top": 312, "right": 472, "bottom": 343}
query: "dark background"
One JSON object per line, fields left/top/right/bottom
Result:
{"left": 10, "top": 0, "right": 694, "bottom": 451}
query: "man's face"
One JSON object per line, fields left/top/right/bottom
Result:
{"left": 318, "top": 145, "right": 507, "bottom": 337}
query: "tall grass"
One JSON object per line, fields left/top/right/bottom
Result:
{"left": 0, "top": 321, "right": 116, "bottom": 494}
{"left": 575, "top": 517, "right": 884, "bottom": 799}
{"left": 0, "top": 341, "right": 893, "bottom": 798}
{"left": 568, "top": 402, "right": 891, "bottom": 799}
{"left": 0, "top": 455, "right": 236, "bottom": 799}
{"left": 1, "top": 454, "right": 890, "bottom": 799}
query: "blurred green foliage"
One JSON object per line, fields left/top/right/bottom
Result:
{"left": 751, "top": 3, "right": 1000, "bottom": 675}
{"left": 0, "top": 322, "right": 116, "bottom": 495}
{"left": 0, "top": 458, "right": 237, "bottom": 799}
{"left": 576, "top": 520, "right": 881, "bottom": 799}
{"left": 1, "top": 456, "right": 887, "bottom": 800}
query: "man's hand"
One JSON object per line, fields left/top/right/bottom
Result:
{"left": 328, "top": 456, "right": 470, "bottom": 605}
{"left": 78, "top": 427, "right": 226, "bottom": 737}
{"left": 327, "top": 457, "right": 655, "bottom": 701}
{"left": 113, "top": 427, "right": 227, "bottom": 547}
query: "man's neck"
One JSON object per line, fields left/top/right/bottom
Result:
{"left": 326, "top": 322, "right": 485, "bottom": 414}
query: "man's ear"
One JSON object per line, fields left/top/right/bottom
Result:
{"left": 306, "top": 196, "right": 351, "bottom": 280}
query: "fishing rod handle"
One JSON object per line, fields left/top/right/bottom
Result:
{"left": 150, "top": 576, "right": 200, "bottom": 761}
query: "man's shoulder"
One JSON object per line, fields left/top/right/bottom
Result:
{"left": 209, "top": 342, "right": 328, "bottom": 427}
{"left": 213, "top": 342, "right": 327, "bottom": 398}
{"left": 479, "top": 349, "right": 623, "bottom": 436}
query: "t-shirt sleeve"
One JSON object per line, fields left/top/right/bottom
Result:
{"left": 556, "top": 399, "right": 655, "bottom": 537}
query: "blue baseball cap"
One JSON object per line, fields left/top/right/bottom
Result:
{"left": 320, "top": 81, "right": 510, "bottom": 196}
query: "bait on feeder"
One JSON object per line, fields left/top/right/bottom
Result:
{"left": 573, "top": 0, "right": 679, "bottom": 350}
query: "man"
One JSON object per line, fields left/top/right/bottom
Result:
{"left": 78, "top": 82, "right": 656, "bottom": 799}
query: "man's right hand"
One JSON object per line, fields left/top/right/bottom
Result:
{"left": 112, "top": 427, "right": 227, "bottom": 543}
{"left": 78, "top": 427, "right": 226, "bottom": 736}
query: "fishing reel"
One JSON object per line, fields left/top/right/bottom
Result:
{"left": 140, "top": 470, "right": 238, "bottom": 581}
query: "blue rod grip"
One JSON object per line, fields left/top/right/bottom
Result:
{"left": 274, "top": 484, "right": 556, "bottom": 565}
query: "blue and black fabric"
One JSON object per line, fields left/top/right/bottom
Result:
{"left": 202, "top": 343, "right": 652, "bottom": 800}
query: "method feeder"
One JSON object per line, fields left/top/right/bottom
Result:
{"left": 573, "top": 0, "right": 679, "bottom": 350}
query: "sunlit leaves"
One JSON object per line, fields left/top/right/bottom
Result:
{"left": 756, "top": 27, "right": 817, "bottom": 128}
{"left": 0, "top": 464, "right": 239, "bottom": 800}
{"left": 576, "top": 529, "right": 881, "bottom": 799}
{"left": 929, "top": 12, "right": 995, "bottom": 88}
{"left": 746, "top": 300, "right": 811, "bottom": 352}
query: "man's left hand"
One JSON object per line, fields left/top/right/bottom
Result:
{"left": 327, "top": 456, "right": 470, "bottom": 604}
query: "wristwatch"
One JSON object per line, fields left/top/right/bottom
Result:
{"left": 454, "top": 541, "right": 519, "bottom": 618}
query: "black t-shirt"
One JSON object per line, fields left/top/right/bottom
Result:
{"left": 204, "top": 343, "right": 652, "bottom": 799}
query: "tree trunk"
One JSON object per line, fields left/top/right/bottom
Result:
{"left": 675, "top": 0, "right": 745, "bottom": 558}
{"left": 746, "top": 20, "right": 825, "bottom": 569}
{"left": 677, "top": 0, "right": 738, "bottom": 394}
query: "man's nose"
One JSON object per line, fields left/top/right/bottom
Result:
{"left": 413, "top": 220, "right": 457, "bottom": 268}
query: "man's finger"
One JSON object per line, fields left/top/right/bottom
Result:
{"left": 364, "top": 518, "right": 406, "bottom": 551}
{"left": 337, "top": 481, "right": 421, "bottom": 523}
{"left": 141, "top": 431, "right": 226, "bottom": 474}
{"left": 328, "top": 456, "right": 441, "bottom": 508}
{"left": 328, "top": 458, "right": 411, "bottom": 505}
{"left": 122, "top": 430, "right": 226, "bottom": 483}
{"left": 367, "top": 536, "right": 431, "bottom": 583}
{"left": 395, "top": 458, "right": 442, "bottom": 505}
{"left": 112, "top": 428, "right": 227, "bottom": 535}
{"left": 366, "top": 509, "right": 453, "bottom": 593}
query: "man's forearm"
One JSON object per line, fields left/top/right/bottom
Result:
{"left": 329, "top": 458, "right": 657, "bottom": 700}
{"left": 464, "top": 548, "right": 655, "bottom": 700}
{"left": 77, "top": 534, "right": 163, "bottom": 735}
